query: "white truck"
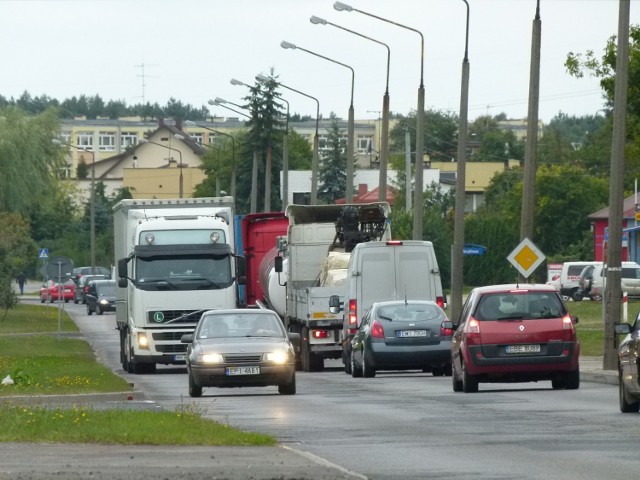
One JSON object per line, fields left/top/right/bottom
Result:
{"left": 259, "top": 202, "right": 391, "bottom": 372}
{"left": 114, "top": 197, "right": 245, "bottom": 374}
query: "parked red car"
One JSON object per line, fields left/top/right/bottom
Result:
{"left": 40, "top": 279, "right": 75, "bottom": 303}
{"left": 451, "top": 284, "right": 580, "bottom": 393}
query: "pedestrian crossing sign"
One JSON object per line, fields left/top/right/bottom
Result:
{"left": 39, "top": 248, "right": 49, "bottom": 259}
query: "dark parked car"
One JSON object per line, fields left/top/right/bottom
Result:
{"left": 349, "top": 300, "right": 454, "bottom": 378}
{"left": 181, "top": 309, "right": 298, "bottom": 397}
{"left": 451, "top": 284, "right": 580, "bottom": 393}
{"left": 86, "top": 280, "right": 116, "bottom": 315}
{"left": 615, "top": 313, "right": 640, "bottom": 412}
{"left": 72, "top": 266, "right": 111, "bottom": 286}
{"left": 74, "top": 274, "right": 108, "bottom": 304}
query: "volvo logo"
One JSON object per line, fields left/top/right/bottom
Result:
{"left": 153, "top": 311, "right": 165, "bottom": 323}
{"left": 519, "top": 325, "right": 525, "bottom": 332}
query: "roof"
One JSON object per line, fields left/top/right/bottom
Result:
{"left": 588, "top": 194, "right": 638, "bottom": 220}
{"left": 471, "top": 284, "right": 558, "bottom": 294}
{"left": 335, "top": 186, "right": 396, "bottom": 205}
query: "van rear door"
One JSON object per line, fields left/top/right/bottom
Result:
{"left": 395, "top": 245, "right": 436, "bottom": 301}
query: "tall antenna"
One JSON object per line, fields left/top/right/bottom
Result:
{"left": 135, "top": 63, "right": 159, "bottom": 105}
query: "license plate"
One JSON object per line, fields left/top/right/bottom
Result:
{"left": 173, "top": 354, "right": 186, "bottom": 361}
{"left": 226, "top": 366, "right": 260, "bottom": 376}
{"left": 398, "top": 330, "right": 427, "bottom": 338}
{"left": 505, "top": 344, "right": 541, "bottom": 354}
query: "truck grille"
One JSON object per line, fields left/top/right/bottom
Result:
{"left": 155, "top": 344, "right": 187, "bottom": 354}
{"left": 147, "top": 310, "right": 203, "bottom": 325}
{"left": 152, "top": 331, "right": 191, "bottom": 341}
{"left": 224, "top": 354, "right": 262, "bottom": 364}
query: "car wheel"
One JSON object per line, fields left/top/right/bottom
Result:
{"left": 571, "top": 289, "right": 583, "bottom": 302}
{"left": 452, "top": 368, "right": 463, "bottom": 392}
{"left": 362, "top": 345, "right": 376, "bottom": 378}
{"left": 432, "top": 366, "right": 445, "bottom": 376}
{"left": 619, "top": 370, "right": 640, "bottom": 413}
{"left": 344, "top": 348, "right": 352, "bottom": 375}
{"left": 278, "top": 373, "right": 296, "bottom": 395}
{"left": 351, "top": 349, "right": 362, "bottom": 378}
{"left": 40, "top": 296, "right": 45, "bottom": 304}
{"left": 87, "top": 304, "right": 93, "bottom": 316}
{"left": 74, "top": 297, "right": 79, "bottom": 305}
{"left": 188, "top": 372, "right": 202, "bottom": 398}
{"left": 96, "top": 305, "right": 103, "bottom": 315}
{"left": 462, "top": 359, "right": 478, "bottom": 393}
{"left": 564, "top": 367, "right": 580, "bottom": 390}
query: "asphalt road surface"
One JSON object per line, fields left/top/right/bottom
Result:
{"left": 5, "top": 298, "right": 640, "bottom": 480}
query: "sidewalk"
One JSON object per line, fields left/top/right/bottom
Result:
{"left": 580, "top": 356, "right": 618, "bottom": 385}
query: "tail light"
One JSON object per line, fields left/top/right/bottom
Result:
{"left": 436, "top": 296, "right": 445, "bottom": 308}
{"left": 440, "top": 323, "right": 454, "bottom": 337}
{"left": 466, "top": 318, "right": 481, "bottom": 344}
{"left": 312, "top": 330, "right": 329, "bottom": 339}
{"left": 562, "top": 315, "right": 576, "bottom": 341}
{"left": 386, "top": 240, "right": 403, "bottom": 246}
{"left": 371, "top": 320, "right": 385, "bottom": 338}
{"left": 348, "top": 299, "right": 358, "bottom": 335}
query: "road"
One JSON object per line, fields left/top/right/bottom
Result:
{"left": 13, "top": 300, "right": 640, "bottom": 480}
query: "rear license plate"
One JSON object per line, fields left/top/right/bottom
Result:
{"left": 398, "top": 330, "right": 427, "bottom": 338}
{"left": 174, "top": 354, "right": 186, "bottom": 361}
{"left": 505, "top": 344, "right": 541, "bottom": 354}
{"left": 226, "top": 366, "right": 260, "bottom": 376}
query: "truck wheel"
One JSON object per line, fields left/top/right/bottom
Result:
{"left": 301, "top": 328, "right": 312, "bottom": 372}
{"left": 120, "top": 331, "right": 128, "bottom": 371}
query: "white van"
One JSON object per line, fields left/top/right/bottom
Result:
{"left": 558, "top": 261, "right": 600, "bottom": 301}
{"left": 590, "top": 262, "right": 640, "bottom": 299}
{"left": 329, "top": 240, "right": 444, "bottom": 372}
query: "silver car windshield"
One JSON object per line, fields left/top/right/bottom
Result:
{"left": 197, "top": 314, "right": 285, "bottom": 339}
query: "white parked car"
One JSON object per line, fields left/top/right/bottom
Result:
{"left": 590, "top": 262, "right": 640, "bottom": 298}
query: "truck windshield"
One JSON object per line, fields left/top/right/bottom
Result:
{"left": 135, "top": 255, "right": 232, "bottom": 291}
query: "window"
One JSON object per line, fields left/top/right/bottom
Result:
{"left": 190, "top": 133, "right": 203, "bottom": 144}
{"left": 76, "top": 132, "right": 94, "bottom": 150}
{"left": 121, "top": 132, "right": 138, "bottom": 148}
{"left": 61, "top": 132, "right": 71, "bottom": 144}
{"left": 357, "top": 136, "right": 373, "bottom": 154}
{"left": 99, "top": 132, "right": 115, "bottom": 151}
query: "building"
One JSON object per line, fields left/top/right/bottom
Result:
{"left": 588, "top": 195, "right": 639, "bottom": 262}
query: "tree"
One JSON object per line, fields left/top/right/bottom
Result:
{"left": 0, "top": 106, "right": 63, "bottom": 214}
{"left": 318, "top": 118, "right": 347, "bottom": 204}
{"left": 0, "top": 212, "right": 37, "bottom": 316}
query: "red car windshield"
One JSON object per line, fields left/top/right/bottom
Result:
{"left": 474, "top": 292, "right": 564, "bottom": 321}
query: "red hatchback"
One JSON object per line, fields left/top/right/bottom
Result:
{"left": 451, "top": 284, "right": 580, "bottom": 393}
{"left": 40, "top": 279, "right": 75, "bottom": 303}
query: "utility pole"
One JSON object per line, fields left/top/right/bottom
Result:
{"left": 603, "top": 0, "right": 630, "bottom": 371}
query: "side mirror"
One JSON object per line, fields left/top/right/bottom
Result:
{"left": 235, "top": 256, "right": 246, "bottom": 277}
{"left": 180, "top": 334, "right": 194, "bottom": 344}
{"left": 275, "top": 256, "right": 283, "bottom": 273}
{"left": 615, "top": 323, "right": 632, "bottom": 335}
{"left": 572, "top": 316, "right": 579, "bottom": 325}
{"left": 329, "top": 294, "right": 343, "bottom": 314}
{"left": 117, "top": 258, "right": 128, "bottom": 279}
{"left": 236, "top": 274, "right": 246, "bottom": 285}
{"left": 118, "top": 278, "right": 128, "bottom": 288}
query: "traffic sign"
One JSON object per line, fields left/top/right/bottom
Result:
{"left": 39, "top": 248, "right": 49, "bottom": 259}
{"left": 507, "top": 238, "right": 545, "bottom": 279}
{"left": 46, "top": 256, "right": 74, "bottom": 282}
{"left": 463, "top": 244, "right": 487, "bottom": 256}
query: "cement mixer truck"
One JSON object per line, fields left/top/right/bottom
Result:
{"left": 256, "top": 202, "right": 392, "bottom": 372}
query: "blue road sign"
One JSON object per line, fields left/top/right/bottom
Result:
{"left": 39, "top": 248, "right": 49, "bottom": 259}
{"left": 463, "top": 244, "right": 487, "bottom": 256}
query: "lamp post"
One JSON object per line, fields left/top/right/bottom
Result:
{"left": 281, "top": 40, "right": 355, "bottom": 204}
{"left": 257, "top": 74, "right": 320, "bottom": 205}
{"left": 138, "top": 137, "right": 183, "bottom": 198}
{"left": 209, "top": 98, "right": 259, "bottom": 213}
{"left": 451, "top": 0, "right": 471, "bottom": 326}
{"left": 52, "top": 138, "right": 95, "bottom": 273}
{"left": 311, "top": 15, "right": 390, "bottom": 203}
{"left": 184, "top": 120, "right": 236, "bottom": 202}
{"left": 334, "top": 1, "right": 423, "bottom": 236}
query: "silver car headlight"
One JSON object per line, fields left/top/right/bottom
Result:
{"left": 264, "top": 350, "right": 289, "bottom": 364}
{"left": 199, "top": 353, "right": 224, "bottom": 364}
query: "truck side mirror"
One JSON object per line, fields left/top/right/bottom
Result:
{"left": 275, "top": 256, "right": 283, "bottom": 273}
{"left": 235, "top": 256, "right": 246, "bottom": 277}
{"left": 117, "top": 258, "right": 128, "bottom": 279}
{"left": 329, "top": 294, "right": 343, "bottom": 314}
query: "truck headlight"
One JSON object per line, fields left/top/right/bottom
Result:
{"left": 200, "top": 353, "right": 224, "bottom": 364}
{"left": 265, "top": 350, "right": 289, "bottom": 364}
{"left": 137, "top": 333, "right": 149, "bottom": 349}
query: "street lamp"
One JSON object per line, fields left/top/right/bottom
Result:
{"left": 52, "top": 138, "right": 95, "bottom": 274}
{"left": 187, "top": 135, "right": 222, "bottom": 196}
{"left": 208, "top": 98, "right": 260, "bottom": 213}
{"left": 333, "top": 1, "right": 424, "bottom": 237}
{"left": 310, "top": 15, "right": 390, "bottom": 203}
{"left": 281, "top": 40, "right": 355, "bottom": 204}
{"left": 232, "top": 77, "right": 291, "bottom": 211}
{"left": 257, "top": 73, "right": 320, "bottom": 206}
{"left": 184, "top": 120, "right": 236, "bottom": 202}
{"left": 138, "top": 137, "right": 184, "bottom": 198}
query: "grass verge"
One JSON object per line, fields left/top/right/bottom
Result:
{"left": 0, "top": 303, "right": 276, "bottom": 445}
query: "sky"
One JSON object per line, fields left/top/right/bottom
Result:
{"left": 1, "top": 0, "right": 639, "bottom": 124}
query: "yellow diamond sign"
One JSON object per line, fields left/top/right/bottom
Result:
{"left": 507, "top": 238, "right": 545, "bottom": 279}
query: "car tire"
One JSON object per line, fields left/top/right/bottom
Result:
{"left": 362, "top": 346, "right": 376, "bottom": 378}
{"left": 351, "top": 350, "right": 362, "bottom": 378}
{"left": 87, "top": 304, "right": 93, "bottom": 316}
{"left": 278, "top": 373, "right": 296, "bottom": 395}
{"left": 344, "top": 349, "right": 352, "bottom": 375}
{"left": 74, "top": 297, "right": 79, "bottom": 305}
{"left": 619, "top": 370, "right": 640, "bottom": 413}
{"left": 188, "top": 373, "right": 202, "bottom": 398}
{"left": 96, "top": 305, "right": 103, "bottom": 315}
{"left": 564, "top": 367, "right": 580, "bottom": 390}
{"left": 462, "top": 359, "right": 479, "bottom": 393}
{"left": 40, "top": 296, "right": 45, "bottom": 304}
{"left": 452, "top": 369, "right": 463, "bottom": 392}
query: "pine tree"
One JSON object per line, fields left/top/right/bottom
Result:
{"left": 318, "top": 117, "right": 347, "bottom": 204}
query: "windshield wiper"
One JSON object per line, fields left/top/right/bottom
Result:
{"left": 180, "top": 276, "right": 226, "bottom": 288}
{"left": 138, "top": 278, "right": 179, "bottom": 289}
